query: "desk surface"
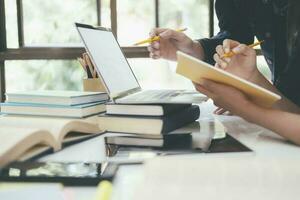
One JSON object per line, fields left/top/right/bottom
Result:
{"left": 40, "top": 100, "right": 300, "bottom": 200}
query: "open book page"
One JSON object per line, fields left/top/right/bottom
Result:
{"left": 18, "top": 145, "right": 52, "bottom": 162}
{"left": 133, "top": 155, "right": 300, "bottom": 200}
{"left": 0, "top": 126, "right": 56, "bottom": 167}
{"left": 0, "top": 115, "right": 102, "bottom": 149}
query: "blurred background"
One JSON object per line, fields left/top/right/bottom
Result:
{"left": 2, "top": 0, "right": 270, "bottom": 94}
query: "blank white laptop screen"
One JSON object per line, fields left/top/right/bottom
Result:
{"left": 77, "top": 26, "right": 140, "bottom": 96}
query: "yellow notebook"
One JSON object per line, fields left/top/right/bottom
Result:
{"left": 176, "top": 51, "right": 281, "bottom": 108}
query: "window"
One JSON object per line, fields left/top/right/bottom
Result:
{"left": 22, "top": 0, "right": 98, "bottom": 45}
{"left": 1, "top": 0, "right": 268, "bottom": 102}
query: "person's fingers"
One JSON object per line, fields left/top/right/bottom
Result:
{"left": 147, "top": 46, "right": 160, "bottom": 56}
{"left": 232, "top": 44, "right": 256, "bottom": 56}
{"left": 149, "top": 52, "right": 160, "bottom": 59}
{"left": 150, "top": 41, "right": 160, "bottom": 50}
{"left": 214, "top": 107, "right": 227, "bottom": 115}
{"left": 216, "top": 45, "right": 231, "bottom": 63}
{"left": 214, "top": 63, "right": 222, "bottom": 69}
{"left": 223, "top": 39, "right": 240, "bottom": 53}
{"left": 201, "top": 79, "right": 223, "bottom": 93}
{"left": 216, "top": 45, "right": 225, "bottom": 56}
{"left": 149, "top": 28, "right": 168, "bottom": 38}
{"left": 159, "top": 29, "right": 186, "bottom": 41}
{"left": 147, "top": 46, "right": 154, "bottom": 52}
{"left": 213, "top": 53, "right": 227, "bottom": 69}
{"left": 213, "top": 107, "right": 222, "bottom": 114}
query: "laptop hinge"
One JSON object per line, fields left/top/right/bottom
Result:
{"left": 111, "top": 87, "right": 141, "bottom": 102}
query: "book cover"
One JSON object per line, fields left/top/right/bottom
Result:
{"left": 98, "top": 105, "right": 200, "bottom": 135}
{"left": 176, "top": 51, "right": 281, "bottom": 108}
{"left": 105, "top": 103, "right": 191, "bottom": 116}
{"left": 6, "top": 90, "right": 109, "bottom": 106}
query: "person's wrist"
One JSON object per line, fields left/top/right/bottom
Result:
{"left": 184, "top": 41, "right": 205, "bottom": 60}
{"left": 237, "top": 99, "right": 264, "bottom": 123}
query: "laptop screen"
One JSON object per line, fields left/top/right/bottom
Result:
{"left": 76, "top": 24, "right": 140, "bottom": 96}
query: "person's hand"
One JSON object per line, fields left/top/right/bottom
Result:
{"left": 213, "top": 39, "right": 259, "bottom": 82}
{"left": 193, "top": 79, "right": 252, "bottom": 117}
{"left": 148, "top": 28, "right": 203, "bottom": 61}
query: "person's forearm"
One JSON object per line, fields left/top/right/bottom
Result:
{"left": 240, "top": 102, "right": 300, "bottom": 145}
{"left": 186, "top": 41, "right": 205, "bottom": 60}
{"left": 249, "top": 70, "right": 300, "bottom": 113}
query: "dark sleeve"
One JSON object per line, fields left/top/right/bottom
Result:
{"left": 275, "top": 39, "right": 300, "bottom": 106}
{"left": 198, "top": 0, "right": 254, "bottom": 64}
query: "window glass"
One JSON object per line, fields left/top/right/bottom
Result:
{"left": 5, "top": 60, "right": 85, "bottom": 92}
{"left": 22, "top": 0, "right": 97, "bottom": 45}
{"left": 159, "top": 0, "right": 210, "bottom": 39}
{"left": 101, "top": 0, "right": 111, "bottom": 28}
{"left": 5, "top": 0, "right": 18, "bottom": 48}
{"left": 117, "top": 0, "right": 155, "bottom": 46}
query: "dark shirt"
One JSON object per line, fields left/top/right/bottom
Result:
{"left": 276, "top": 0, "right": 300, "bottom": 105}
{"left": 198, "top": 0, "right": 300, "bottom": 106}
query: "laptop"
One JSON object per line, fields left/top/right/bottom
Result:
{"left": 75, "top": 23, "right": 207, "bottom": 104}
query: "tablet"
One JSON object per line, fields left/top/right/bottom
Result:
{"left": 0, "top": 161, "right": 118, "bottom": 186}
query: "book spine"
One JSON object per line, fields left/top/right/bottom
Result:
{"left": 161, "top": 105, "right": 200, "bottom": 133}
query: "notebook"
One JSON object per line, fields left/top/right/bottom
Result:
{"left": 6, "top": 90, "right": 109, "bottom": 106}
{"left": 98, "top": 105, "right": 200, "bottom": 135}
{"left": 176, "top": 51, "right": 281, "bottom": 108}
{"left": 105, "top": 103, "right": 190, "bottom": 116}
{"left": 0, "top": 102, "right": 106, "bottom": 118}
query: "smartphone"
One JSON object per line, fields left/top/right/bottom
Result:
{"left": 0, "top": 161, "right": 118, "bottom": 186}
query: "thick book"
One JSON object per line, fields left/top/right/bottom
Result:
{"left": 0, "top": 102, "right": 106, "bottom": 118}
{"left": 105, "top": 133, "right": 192, "bottom": 148}
{"left": 0, "top": 115, "right": 103, "bottom": 167}
{"left": 5, "top": 90, "right": 109, "bottom": 106}
{"left": 98, "top": 105, "right": 200, "bottom": 135}
{"left": 105, "top": 103, "right": 191, "bottom": 116}
{"left": 176, "top": 51, "right": 281, "bottom": 108}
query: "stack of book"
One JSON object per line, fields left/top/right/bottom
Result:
{"left": 100, "top": 103, "right": 200, "bottom": 148}
{"left": 0, "top": 90, "right": 109, "bottom": 118}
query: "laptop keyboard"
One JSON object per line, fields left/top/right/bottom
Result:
{"left": 129, "top": 90, "right": 178, "bottom": 100}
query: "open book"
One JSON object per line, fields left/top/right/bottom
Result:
{"left": 0, "top": 115, "right": 103, "bottom": 167}
{"left": 176, "top": 51, "right": 281, "bottom": 108}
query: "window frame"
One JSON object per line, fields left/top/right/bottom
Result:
{"left": 0, "top": 0, "right": 217, "bottom": 101}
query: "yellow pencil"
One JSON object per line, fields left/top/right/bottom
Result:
{"left": 94, "top": 181, "right": 113, "bottom": 200}
{"left": 221, "top": 40, "right": 264, "bottom": 58}
{"left": 134, "top": 28, "right": 187, "bottom": 46}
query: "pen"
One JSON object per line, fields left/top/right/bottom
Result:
{"left": 134, "top": 28, "right": 187, "bottom": 46}
{"left": 94, "top": 180, "right": 113, "bottom": 200}
{"left": 221, "top": 40, "right": 264, "bottom": 58}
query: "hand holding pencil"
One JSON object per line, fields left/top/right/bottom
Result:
{"left": 134, "top": 28, "right": 187, "bottom": 45}
{"left": 213, "top": 39, "right": 261, "bottom": 81}
{"left": 146, "top": 27, "right": 204, "bottom": 61}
